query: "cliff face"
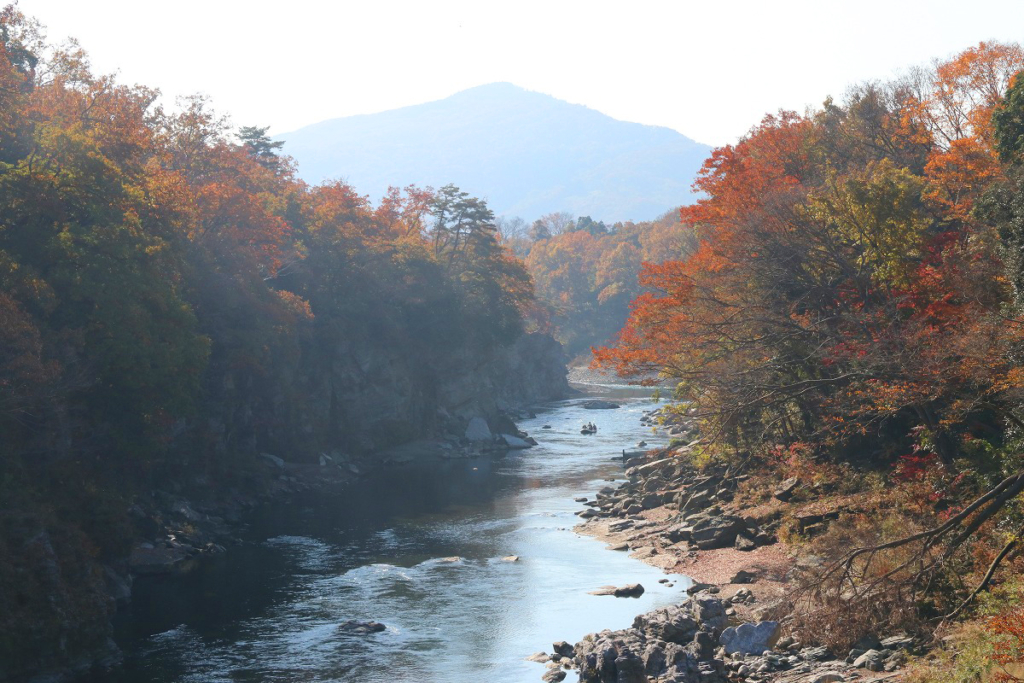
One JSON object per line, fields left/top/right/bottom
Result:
{"left": 209, "top": 330, "right": 572, "bottom": 460}
{"left": 438, "top": 332, "right": 573, "bottom": 420}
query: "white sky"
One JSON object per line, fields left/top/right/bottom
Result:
{"left": 21, "top": 0, "right": 1024, "bottom": 146}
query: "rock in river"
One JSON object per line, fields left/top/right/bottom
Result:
{"left": 338, "top": 620, "right": 386, "bottom": 634}
{"left": 589, "top": 583, "right": 645, "bottom": 597}
{"left": 582, "top": 399, "right": 620, "bottom": 410}
{"left": 501, "top": 433, "right": 533, "bottom": 449}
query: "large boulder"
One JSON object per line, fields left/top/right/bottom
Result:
{"left": 720, "top": 621, "right": 780, "bottom": 655}
{"left": 853, "top": 649, "right": 885, "bottom": 671}
{"left": 614, "top": 583, "right": 646, "bottom": 597}
{"left": 464, "top": 417, "right": 492, "bottom": 442}
{"left": 665, "top": 524, "right": 692, "bottom": 543}
{"left": 640, "top": 493, "right": 664, "bottom": 510}
{"left": 690, "top": 515, "right": 744, "bottom": 550}
{"left": 500, "top": 433, "right": 532, "bottom": 449}
{"left": 679, "top": 490, "right": 712, "bottom": 513}
{"left": 632, "top": 605, "right": 698, "bottom": 644}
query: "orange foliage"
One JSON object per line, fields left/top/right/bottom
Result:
{"left": 991, "top": 606, "right": 1024, "bottom": 681}
{"left": 596, "top": 42, "right": 1024, "bottom": 459}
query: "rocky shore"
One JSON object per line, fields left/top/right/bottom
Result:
{"left": 122, "top": 407, "right": 546, "bottom": 578}
{"left": 537, "top": 406, "right": 918, "bottom": 683}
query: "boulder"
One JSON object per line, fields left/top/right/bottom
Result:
{"left": 541, "top": 670, "right": 566, "bottom": 683}
{"left": 582, "top": 400, "right": 620, "bottom": 410}
{"left": 729, "top": 569, "right": 757, "bottom": 584}
{"left": 640, "top": 493, "right": 664, "bottom": 510}
{"left": 880, "top": 634, "right": 915, "bottom": 651}
{"left": 773, "top": 476, "right": 800, "bottom": 501}
{"left": 338, "top": 620, "right": 386, "bottom": 634}
{"left": 692, "top": 594, "right": 728, "bottom": 630}
{"left": 665, "top": 524, "right": 693, "bottom": 543}
{"left": 801, "top": 645, "right": 832, "bottom": 661}
{"left": 552, "top": 640, "right": 575, "bottom": 658}
{"left": 679, "top": 490, "right": 712, "bottom": 513}
{"left": 690, "top": 515, "right": 744, "bottom": 550}
{"left": 854, "top": 649, "right": 885, "bottom": 671}
{"left": 501, "top": 433, "right": 533, "bottom": 449}
{"left": 734, "top": 532, "right": 757, "bottom": 551}
{"left": 614, "top": 583, "right": 645, "bottom": 597}
{"left": 465, "top": 417, "right": 492, "bottom": 441}
{"left": 692, "top": 629, "right": 717, "bottom": 660}
{"left": 632, "top": 606, "right": 698, "bottom": 644}
{"left": 720, "top": 621, "right": 780, "bottom": 655}
{"left": 810, "top": 674, "right": 845, "bottom": 683}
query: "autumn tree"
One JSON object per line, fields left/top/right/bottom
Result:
{"left": 595, "top": 41, "right": 1024, "bottom": 629}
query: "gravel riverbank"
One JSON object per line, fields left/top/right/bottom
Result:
{"left": 534, "top": 405, "right": 918, "bottom": 683}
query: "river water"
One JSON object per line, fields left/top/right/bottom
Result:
{"left": 103, "top": 385, "right": 690, "bottom": 682}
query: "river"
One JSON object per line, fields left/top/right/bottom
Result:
{"left": 100, "top": 385, "right": 690, "bottom": 682}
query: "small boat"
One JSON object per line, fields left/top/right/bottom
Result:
{"left": 581, "top": 425, "right": 598, "bottom": 435}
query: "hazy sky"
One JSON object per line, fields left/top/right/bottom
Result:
{"left": 22, "top": 0, "right": 1024, "bottom": 146}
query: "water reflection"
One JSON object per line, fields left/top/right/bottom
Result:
{"left": 102, "top": 386, "right": 691, "bottom": 683}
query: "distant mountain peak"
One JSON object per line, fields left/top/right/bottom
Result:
{"left": 278, "top": 86, "right": 710, "bottom": 222}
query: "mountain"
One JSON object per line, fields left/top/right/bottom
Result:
{"left": 276, "top": 83, "right": 712, "bottom": 222}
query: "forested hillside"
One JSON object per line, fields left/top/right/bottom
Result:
{"left": 0, "top": 10, "right": 568, "bottom": 680}
{"left": 596, "top": 41, "right": 1024, "bottom": 678}
{"left": 498, "top": 210, "right": 697, "bottom": 360}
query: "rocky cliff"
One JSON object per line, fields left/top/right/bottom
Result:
{"left": 0, "top": 330, "right": 570, "bottom": 683}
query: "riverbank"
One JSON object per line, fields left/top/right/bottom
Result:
{"left": 551, "top": 406, "right": 922, "bottom": 683}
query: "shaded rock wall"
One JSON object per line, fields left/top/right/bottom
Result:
{"left": 199, "top": 330, "right": 571, "bottom": 462}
